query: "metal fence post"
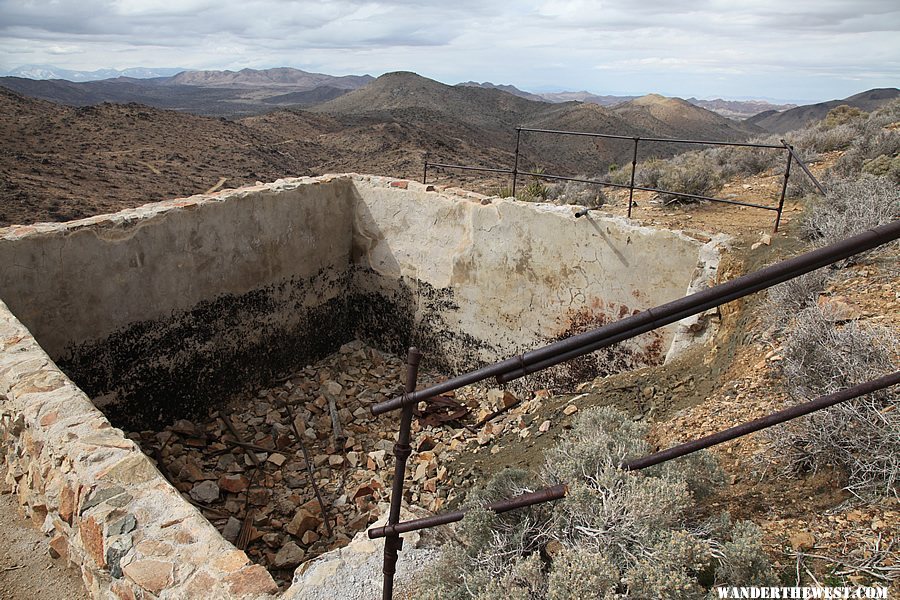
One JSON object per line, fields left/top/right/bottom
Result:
{"left": 381, "top": 347, "right": 423, "bottom": 600}
{"left": 774, "top": 144, "right": 793, "bottom": 232}
{"left": 422, "top": 153, "right": 429, "bottom": 185}
{"left": 512, "top": 128, "right": 522, "bottom": 197}
{"left": 627, "top": 137, "right": 639, "bottom": 218}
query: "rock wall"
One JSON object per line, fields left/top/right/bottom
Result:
{"left": 0, "top": 300, "right": 280, "bottom": 599}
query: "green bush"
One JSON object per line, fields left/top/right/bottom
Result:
{"left": 410, "top": 407, "right": 774, "bottom": 599}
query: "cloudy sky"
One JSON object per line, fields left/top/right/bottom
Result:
{"left": 1, "top": 0, "right": 898, "bottom": 102}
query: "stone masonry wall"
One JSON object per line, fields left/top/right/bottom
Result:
{"left": 0, "top": 299, "right": 280, "bottom": 599}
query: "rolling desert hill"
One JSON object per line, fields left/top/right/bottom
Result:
{"left": 309, "top": 72, "right": 760, "bottom": 175}
{"left": 8, "top": 71, "right": 885, "bottom": 229}
{"left": 747, "top": 87, "right": 900, "bottom": 133}
{"left": 0, "top": 67, "right": 374, "bottom": 117}
{"left": 610, "top": 94, "right": 761, "bottom": 140}
{"left": 0, "top": 86, "right": 515, "bottom": 227}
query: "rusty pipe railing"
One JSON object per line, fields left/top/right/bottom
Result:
{"left": 372, "top": 219, "right": 900, "bottom": 416}
{"left": 381, "top": 347, "right": 422, "bottom": 600}
{"left": 369, "top": 371, "right": 899, "bottom": 540}
{"left": 423, "top": 126, "right": 826, "bottom": 232}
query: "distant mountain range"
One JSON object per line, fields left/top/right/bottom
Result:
{"left": 0, "top": 67, "right": 375, "bottom": 116}
{"left": 456, "top": 82, "right": 795, "bottom": 118}
{"left": 1, "top": 64, "right": 896, "bottom": 135}
{"left": 2, "top": 69, "right": 898, "bottom": 229}
{"left": 1, "top": 64, "right": 186, "bottom": 81}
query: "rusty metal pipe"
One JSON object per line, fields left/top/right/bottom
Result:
{"left": 369, "top": 484, "right": 567, "bottom": 539}
{"left": 381, "top": 347, "right": 422, "bottom": 600}
{"left": 782, "top": 141, "right": 827, "bottom": 196}
{"left": 516, "top": 127, "right": 786, "bottom": 148}
{"left": 623, "top": 371, "right": 900, "bottom": 471}
{"left": 369, "top": 374, "right": 898, "bottom": 540}
{"left": 373, "top": 220, "right": 900, "bottom": 413}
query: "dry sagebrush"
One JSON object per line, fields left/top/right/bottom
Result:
{"left": 767, "top": 306, "right": 899, "bottom": 499}
{"left": 411, "top": 407, "right": 775, "bottom": 599}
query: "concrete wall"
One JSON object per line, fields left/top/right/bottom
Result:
{"left": 351, "top": 177, "right": 711, "bottom": 383}
{"left": 0, "top": 177, "right": 356, "bottom": 427}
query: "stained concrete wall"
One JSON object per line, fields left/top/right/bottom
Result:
{"left": 351, "top": 177, "right": 713, "bottom": 382}
{"left": 0, "top": 174, "right": 718, "bottom": 427}
{"left": 0, "top": 177, "right": 356, "bottom": 427}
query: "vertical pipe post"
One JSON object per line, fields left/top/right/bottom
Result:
{"left": 627, "top": 137, "right": 639, "bottom": 218}
{"left": 382, "top": 347, "right": 423, "bottom": 600}
{"left": 774, "top": 144, "right": 793, "bottom": 232}
{"left": 512, "top": 128, "right": 522, "bottom": 197}
{"left": 422, "top": 153, "right": 428, "bottom": 185}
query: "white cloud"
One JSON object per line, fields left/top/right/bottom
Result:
{"left": 0, "top": 0, "right": 897, "bottom": 101}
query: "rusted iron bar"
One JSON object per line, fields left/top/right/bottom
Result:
{"left": 624, "top": 371, "right": 900, "bottom": 471}
{"left": 782, "top": 141, "right": 828, "bottom": 196}
{"left": 774, "top": 145, "right": 793, "bottom": 232}
{"left": 372, "top": 220, "right": 900, "bottom": 415}
{"left": 370, "top": 373, "right": 898, "bottom": 539}
{"left": 627, "top": 137, "right": 639, "bottom": 218}
{"left": 512, "top": 128, "right": 522, "bottom": 197}
{"left": 279, "top": 398, "right": 334, "bottom": 538}
{"left": 425, "top": 162, "right": 515, "bottom": 176}
{"left": 423, "top": 161, "right": 777, "bottom": 212}
{"left": 516, "top": 127, "right": 786, "bottom": 149}
{"left": 382, "top": 347, "right": 423, "bottom": 600}
{"left": 220, "top": 414, "right": 260, "bottom": 467}
{"left": 369, "top": 484, "right": 568, "bottom": 539}
{"left": 515, "top": 170, "right": 779, "bottom": 211}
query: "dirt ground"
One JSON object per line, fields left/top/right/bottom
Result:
{"left": 0, "top": 483, "right": 89, "bottom": 600}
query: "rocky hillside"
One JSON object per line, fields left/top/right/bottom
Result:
{"left": 748, "top": 88, "right": 900, "bottom": 133}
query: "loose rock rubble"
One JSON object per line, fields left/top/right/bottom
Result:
{"left": 126, "top": 340, "right": 556, "bottom": 589}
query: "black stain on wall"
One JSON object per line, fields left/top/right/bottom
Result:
{"left": 59, "top": 269, "right": 353, "bottom": 430}
{"left": 57, "top": 264, "right": 660, "bottom": 431}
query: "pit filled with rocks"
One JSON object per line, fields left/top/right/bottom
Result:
{"left": 124, "top": 340, "right": 562, "bottom": 589}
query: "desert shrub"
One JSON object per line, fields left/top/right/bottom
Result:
{"left": 790, "top": 122, "right": 859, "bottom": 153}
{"left": 496, "top": 184, "right": 515, "bottom": 198}
{"left": 636, "top": 153, "right": 723, "bottom": 204}
{"left": 767, "top": 269, "right": 831, "bottom": 321}
{"left": 833, "top": 128, "right": 900, "bottom": 177}
{"left": 519, "top": 168, "right": 551, "bottom": 202}
{"left": 861, "top": 154, "right": 900, "bottom": 182}
{"left": 545, "top": 178, "right": 607, "bottom": 207}
{"left": 822, "top": 105, "right": 868, "bottom": 129}
{"left": 714, "top": 519, "right": 779, "bottom": 585}
{"left": 546, "top": 547, "right": 620, "bottom": 599}
{"left": 411, "top": 407, "right": 773, "bottom": 599}
{"left": 865, "top": 98, "right": 900, "bottom": 128}
{"left": 703, "top": 136, "right": 786, "bottom": 179}
{"left": 801, "top": 174, "right": 899, "bottom": 252}
{"left": 767, "top": 306, "right": 899, "bottom": 498}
